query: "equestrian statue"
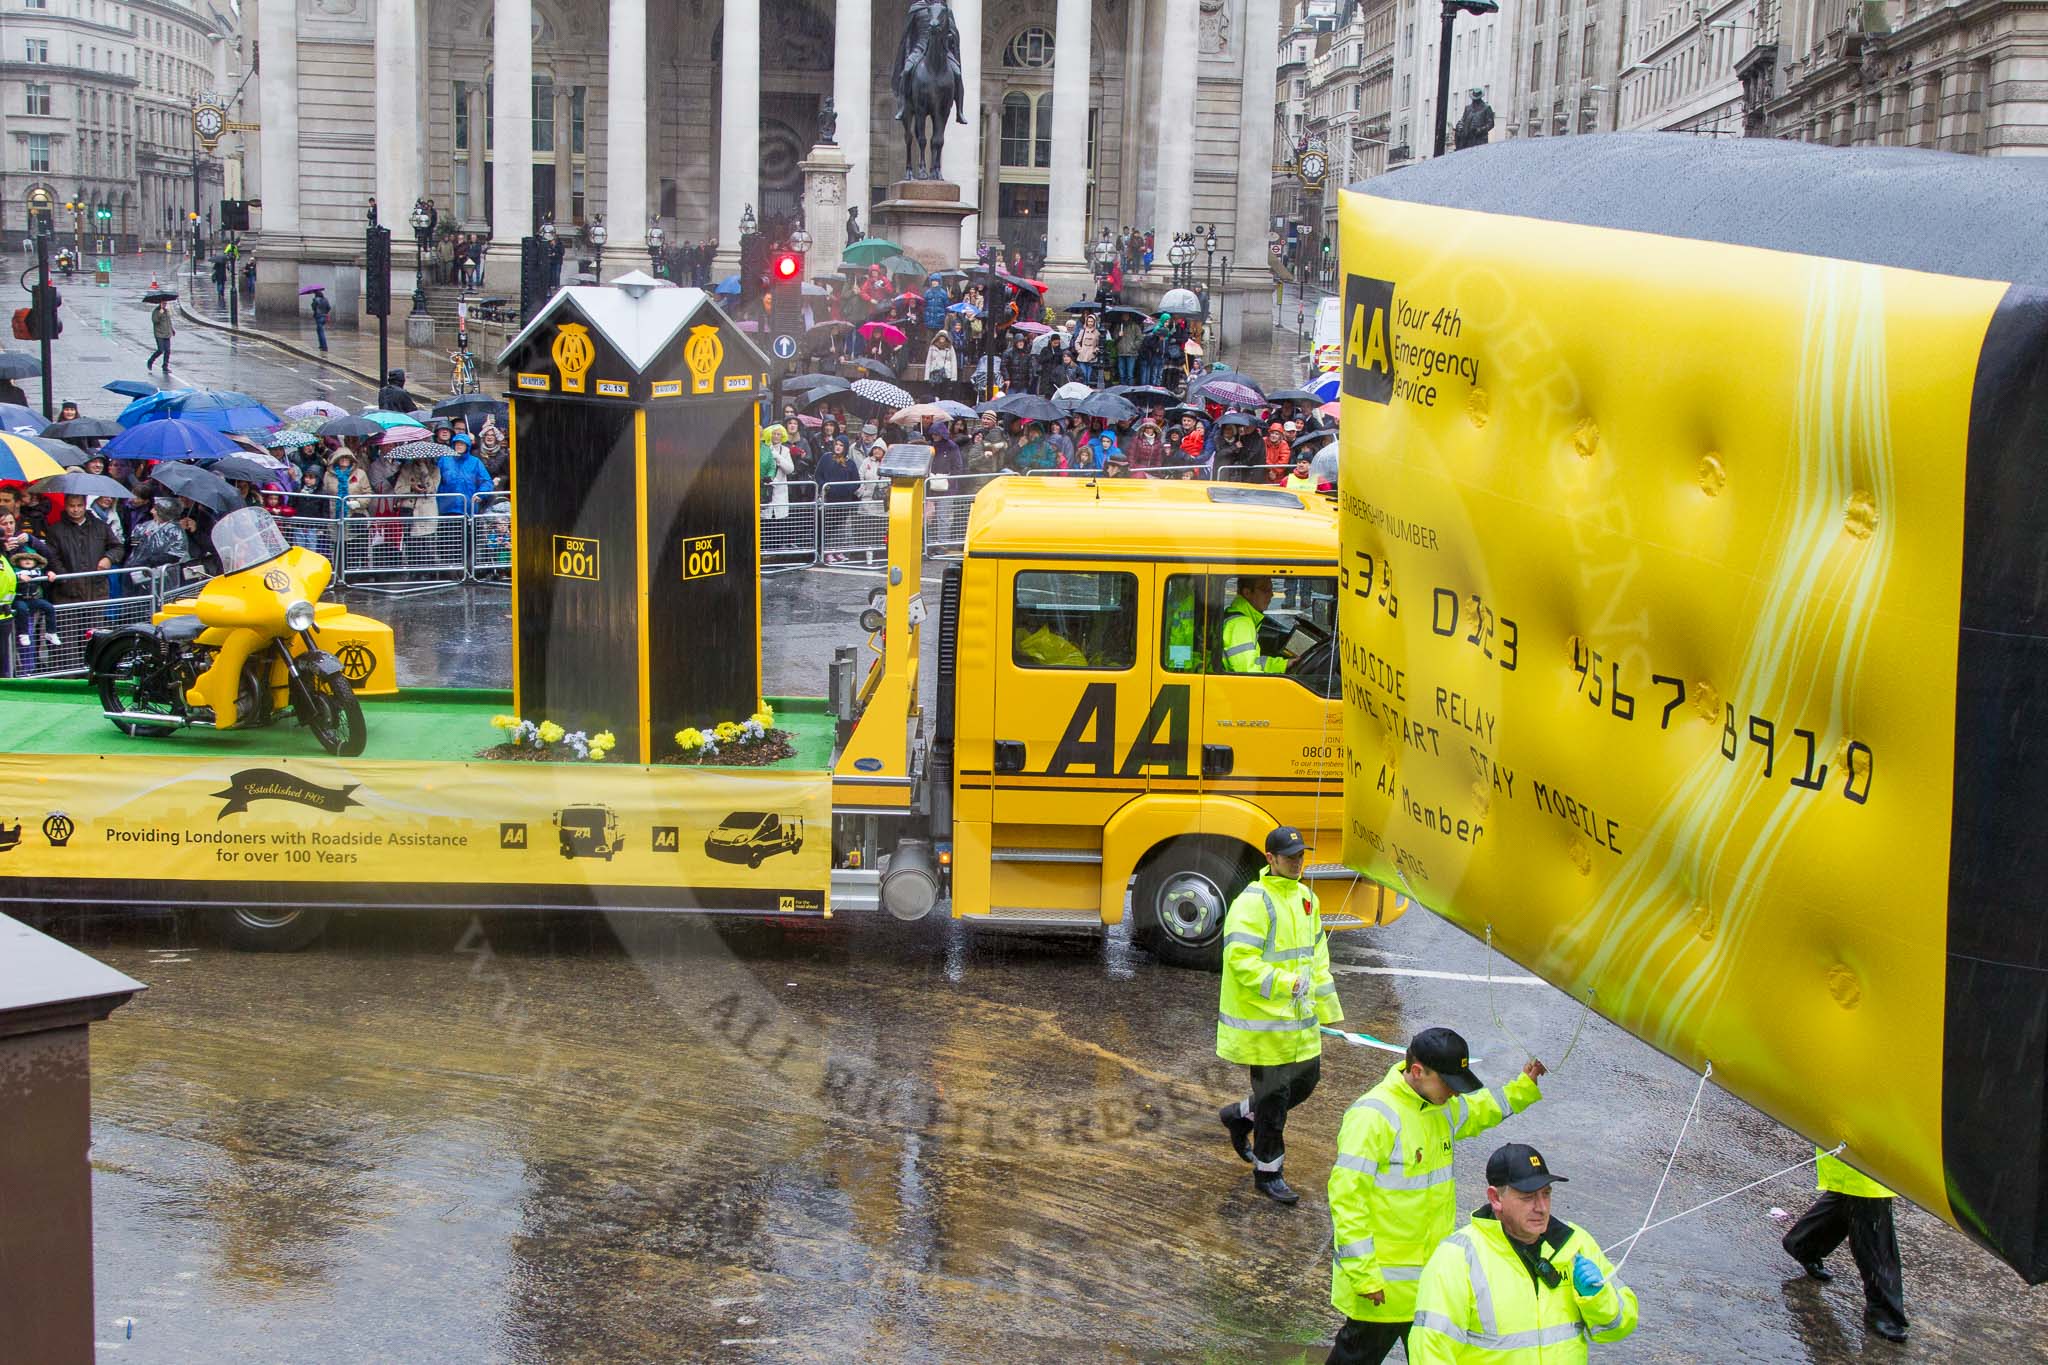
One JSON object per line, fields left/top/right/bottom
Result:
{"left": 892, "top": 0, "right": 969, "bottom": 180}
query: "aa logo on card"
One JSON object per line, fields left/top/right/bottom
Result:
{"left": 1343, "top": 274, "right": 1395, "bottom": 404}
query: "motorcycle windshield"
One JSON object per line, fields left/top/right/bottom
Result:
{"left": 212, "top": 506, "right": 290, "bottom": 575}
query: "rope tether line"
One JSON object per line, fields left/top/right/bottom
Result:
{"left": 1484, "top": 922, "right": 1597, "bottom": 1070}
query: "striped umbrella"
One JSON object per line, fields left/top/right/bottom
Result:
{"left": 0, "top": 431, "right": 67, "bottom": 482}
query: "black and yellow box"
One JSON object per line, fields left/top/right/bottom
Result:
{"left": 497, "top": 273, "right": 770, "bottom": 762}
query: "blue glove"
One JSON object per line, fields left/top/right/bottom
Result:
{"left": 1571, "top": 1254, "right": 1605, "bottom": 1296}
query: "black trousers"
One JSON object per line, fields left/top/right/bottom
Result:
{"left": 1783, "top": 1191, "right": 1908, "bottom": 1328}
{"left": 1328, "top": 1316, "right": 1409, "bottom": 1365}
{"left": 1247, "top": 1056, "right": 1321, "bottom": 1168}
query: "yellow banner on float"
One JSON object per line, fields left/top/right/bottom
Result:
{"left": 1335, "top": 190, "right": 2006, "bottom": 1226}
{"left": 0, "top": 754, "right": 830, "bottom": 911}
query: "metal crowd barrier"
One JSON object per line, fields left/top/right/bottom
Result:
{"left": 467, "top": 492, "right": 512, "bottom": 584}
{"left": 818, "top": 481, "right": 891, "bottom": 567}
{"left": 339, "top": 502, "right": 470, "bottom": 596}
{"left": 5, "top": 565, "right": 169, "bottom": 679}
{"left": 761, "top": 480, "right": 820, "bottom": 574}
{"left": 923, "top": 471, "right": 1007, "bottom": 559}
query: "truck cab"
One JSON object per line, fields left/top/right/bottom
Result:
{"left": 831, "top": 463, "right": 1397, "bottom": 967}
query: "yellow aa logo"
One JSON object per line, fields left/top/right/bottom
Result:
{"left": 685, "top": 324, "right": 725, "bottom": 395}
{"left": 552, "top": 323, "right": 596, "bottom": 393}
{"left": 1342, "top": 275, "right": 1395, "bottom": 405}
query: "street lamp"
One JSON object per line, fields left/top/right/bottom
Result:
{"left": 739, "top": 204, "right": 757, "bottom": 237}
{"left": 408, "top": 200, "right": 432, "bottom": 314}
{"left": 1434, "top": 0, "right": 1501, "bottom": 158}
{"left": 587, "top": 215, "right": 607, "bottom": 281}
{"left": 1092, "top": 226, "right": 1116, "bottom": 281}
{"left": 648, "top": 216, "right": 667, "bottom": 274}
{"left": 1168, "top": 234, "right": 1195, "bottom": 289}
{"left": 1203, "top": 226, "right": 1218, "bottom": 291}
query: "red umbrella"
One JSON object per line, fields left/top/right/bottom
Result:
{"left": 859, "top": 322, "right": 907, "bottom": 346}
{"left": 896, "top": 291, "right": 922, "bottom": 304}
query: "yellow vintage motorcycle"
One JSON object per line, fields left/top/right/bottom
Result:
{"left": 88, "top": 507, "right": 371, "bottom": 756}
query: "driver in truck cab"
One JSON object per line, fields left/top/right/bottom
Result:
{"left": 1221, "top": 575, "right": 1289, "bottom": 674}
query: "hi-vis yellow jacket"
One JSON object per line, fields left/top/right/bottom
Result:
{"left": 1408, "top": 1213, "right": 1638, "bottom": 1364}
{"left": 1816, "top": 1148, "right": 1896, "bottom": 1199}
{"left": 1327, "top": 1065, "right": 1542, "bottom": 1322}
{"left": 1215, "top": 872, "right": 1341, "bottom": 1066}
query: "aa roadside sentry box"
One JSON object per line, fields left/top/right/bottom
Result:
{"left": 499, "top": 274, "right": 769, "bottom": 762}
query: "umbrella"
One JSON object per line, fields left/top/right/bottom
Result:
{"left": 431, "top": 395, "right": 509, "bottom": 425}
{"left": 859, "top": 322, "right": 907, "bottom": 346}
{"left": 317, "top": 415, "right": 384, "bottom": 439}
{"left": 1064, "top": 300, "right": 1104, "bottom": 314}
{"left": 1216, "top": 412, "right": 1262, "bottom": 430}
{"left": 0, "top": 354, "right": 41, "bottom": 380}
{"left": 104, "top": 380, "right": 158, "bottom": 399}
{"left": 889, "top": 403, "right": 955, "bottom": 425}
{"left": 846, "top": 378, "right": 916, "bottom": 415}
{"left": 993, "top": 393, "right": 1065, "bottom": 424}
{"left": 1181, "top": 339, "right": 1205, "bottom": 357}
{"left": 798, "top": 387, "right": 850, "bottom": 411}
{"left": 845, "top": 357, "right": 896, "bottom": 380}
{"left": 784, "top": 373, "right": 850, "bottom": 394}
{"left": 841, "top": 237, "right": 907, "bottom": 265}
{"left": 298, "top": 285, "right": 328, "bottom": 296}
{"left": 1310, "top": 371, "right": 1343, "bottom": 403}
{"left": 895, "top": 291, "right": 923, "bottom": 304}
{"left": 1267, "top": 388, "right": 1322, "bottom": 404}
{"left": 1033, "top": 332, "right": 1064, "bottom": 354}
{"left": 0, "top": 433, "right": 66, "bottom": 482}
{"left": 1077, "top": 391, "right": 1140, "bottom": 422}
{"left": 282, "top": 400, "right": 348, "bottom": 421}
{"left": 1053, "top": 382, "right": 1094, "bottom": 403}
{"left": 948, "top": 301, "right": 982, "bottom": 317}
{"left": 935, "top": 399, "right": 979, "bottom": 421}
{"left": 102, "top": 418, "right": 240, "bottom": 462}
{"left": 27, "top": 472, "right": 134, "bottom": 501}
{"left": 808, "top": 320, "right": 854, "bottom": 337}
{"left": 928, "top": 269, "right": 970, "bottom": 281}
{"left": 265, "top": 428, "right": 324, "bottom": 450}
{"left": 1158, "top": 288, "right": 1203, "bottom": 315}
{"left": 210, "top": 454, "right": 292, "bottom": 486}
{"left": 792, "top": 413, "right": 824, "bottom": 429}
{"left": 1293, "top": 429, "right": 1337, "bottom": 450}
{"left": 880, "top": 256, "right": 925, "bottom": 277}
{"left": 0, "top": 402, "right": 50, "bottom": 435}
{"left": 801, "top": 281, "right": 833, "bottom": 297}
{"left": 142, "top": 290, "right": 179, "bottom": 304}
{"left": 1197, "top": 379, "right": 1266, "bottom": 407}
{"left": 376, "top": 425, "right": 433, "bottom": 447}
{"left": 120, "top": 389, "right": 281, "bottom": 433}
{"left": 1165, "top": 404, "right": 1210, "bottom": 422}
{"left": 714, "top": 275, "right": 743, "bottom": 295}
{"left": 1009, "top": 320, "right": 1052, "bottom": 336}
{"left": 1114, "top": 385, "right": 1177, "bottom": 407}
{"left": 1103, "top": 306, "right": 1150, "bottom": 324}
{"left": 387, "top": 440, "right": 447, "bottom": 464}
{"left": 362, "top": 409, "right": 427, "bottom": 430}
{"left": 1190, "top": 367, "right": 1261, "bottom": 391}
{"left": 1318, "top": 401, "right": 1341, "bottom": 418}
{"left": 44, "top": 417, "right": 123, "bottom": 442}
{"left": 144, "top": 460, "right": 241, "bottom": 515}
{"left": 991, "top": 271, "right": 1048, "bottom": 294}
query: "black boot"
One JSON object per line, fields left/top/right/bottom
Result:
{"left": 1255, "top": 1171, "right": 1299, "bottom": 1205}
{"left": 1799, "top": 1260, "right": 1833, "bottom": 1282}
{"left": 1864, "top": 1311, "right": 1907, "bottom": 1343}
{"left": 1219, "top": 1105, "right": 1253, "bottom": 1163}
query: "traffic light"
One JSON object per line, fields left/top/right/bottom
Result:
{"left": 219, "top": 199, "right": 249, "bottom": 232}
{"left": 365, "top": 225, "right": 392, "bottom": 318}
{"left": 768, "top": 250, "right": 802, "bottom": 287}
{"left": 27, "top": 282, "right": 62, "bottom": 339}
{"left": 519, "top": 235, "right": 547, "bottom": 323}
{"left": 768, "top": 250, "right": 804, "bottom": 334}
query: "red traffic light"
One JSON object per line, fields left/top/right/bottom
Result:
{"left": 769, "top": 251, "right": 802, "bottom": 283}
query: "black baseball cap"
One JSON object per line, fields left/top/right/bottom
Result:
{"left": 1408, "top": 1026, "right": 1484, "bottom": 1094}
{"left": 1487, "top": 1142, "right": 1567, "bottom": 1193}
{"left": 1265, "top": 825, "right": 1307, "bottom": 857}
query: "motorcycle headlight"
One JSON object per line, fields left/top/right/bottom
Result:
{"left": 285, "top": 599, "right": 316, "bottom": 632}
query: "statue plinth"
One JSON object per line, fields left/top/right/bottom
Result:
{"left": 799, "top": 143, "right": 853, "bottom": 278}
{"left": 873, "top": 180, "right": 976, "bottom": 274}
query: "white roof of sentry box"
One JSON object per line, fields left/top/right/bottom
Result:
{"left": 495, "top": 271, "right": 768, "bottom": 374}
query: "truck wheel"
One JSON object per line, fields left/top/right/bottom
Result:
{"left": 1133, "top": 840, "right": 1260, "bottom": 971}
{"left": 209, "top": 904, "right": 332, "bottom": 952}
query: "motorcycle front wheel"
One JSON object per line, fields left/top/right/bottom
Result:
{"left": 291, "top": 655, "right": 367, "bottom": 757}
{"left": 94, "top": 635, "right": 183, "bottom": 737}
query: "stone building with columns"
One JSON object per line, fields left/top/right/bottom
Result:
{"left": 243, "top": 0, "right": 1289, "bottom": 322}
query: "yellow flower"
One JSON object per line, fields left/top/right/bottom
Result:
{"left": 537, "top": 720, "right": 565, "bottom": 745}
{"left": 592, "top": 731, "right": 616, "bottom": 750}
{"left": 490, "top": 714, "right": 520, "bottom": 730}
{"left": 714, "top": 720, "right": 743, "bottom": 744}
{"left": 674, "top": 727, "right": 705, "bottom": 751}
{"left": 752, "top": 704, "right": 775, "bottom": 729}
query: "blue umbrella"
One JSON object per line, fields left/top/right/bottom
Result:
{"left": 118, "top": 389, "right": 279, "bottom": 432}
{"left": 102, "top": 417, "right": 241, "bottom": 462}
{"left": 714, "top": 274, "right": 743, "bottom": 295}
{"left": 1310, "top": 370, "right": 1341, "bottom": 403}
{"left": 0, "top": 402, "right": 50, "bottom": 435}
{"left": 104, "top": 379, "right": 159, "bottom": 398}
{"left": 948, "top": 301, "right": 982, "bottom": 317}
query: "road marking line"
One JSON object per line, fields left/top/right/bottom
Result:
{"left": 1331, "top": 964, "right": 1545, "bottom": 986}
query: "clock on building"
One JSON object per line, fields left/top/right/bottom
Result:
{"left": 1298, "top": 148, "right": 1329, "bottom": 189}
{"left": 193, "top": 104, "right": 225, "bottom": 147}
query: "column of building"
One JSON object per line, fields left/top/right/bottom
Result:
{"left": 1233, "top": 0, "right": 1280, "bottom": 261}
{"left": 375, "top": 0, "right": 422, "bottom": 294}
{"left": 493, "top": 0, "right": 534, "bottom": 260}
{"left": 834, "top": 0, "right": 873, "bottom": 226}
{"left": 718, "top": 0, "right": 760, "bottom": 270}
{"left": 1043, "top": 0, "right": 1094, "bottom": 275}
{"left": 1154, "top": 0, "right": 1197, "bottom": 240}
{"left": 941, "top": 0, "right": 983, "bottom": 258}
{"left": 607, "top": 0, "right": 648, "bottom": 252}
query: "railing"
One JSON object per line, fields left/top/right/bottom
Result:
{"left": 4, "top": 565, "right": 170, "bottom": 679}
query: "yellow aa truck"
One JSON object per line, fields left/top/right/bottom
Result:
{"left": 829, "top": 457, "right": 1395, "bottom": 966}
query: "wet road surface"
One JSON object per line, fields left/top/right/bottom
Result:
{"left": 41, "top": 576, "right": 2048, "bottom": 1361}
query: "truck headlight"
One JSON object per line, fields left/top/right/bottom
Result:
{"left": 285, "top": 599, "right": 316, "bottom": 632}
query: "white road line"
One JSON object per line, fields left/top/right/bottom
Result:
{"left": 1331, "top": 964, "right": 1546, "bottom": 986}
